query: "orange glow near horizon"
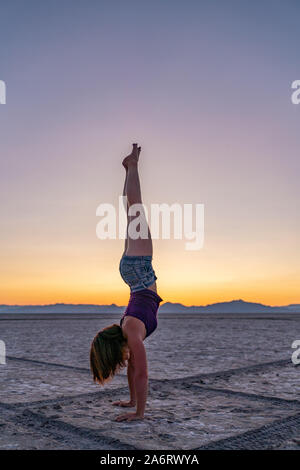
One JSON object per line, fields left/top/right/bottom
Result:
{"left": 1, "top": 2, "right": 300, "bottom": 311}
{"left": 1, "top": 237, "right": 299, "bottom": 307}
{"left": 1, "top": 284, "right": 299, "bottom": 307}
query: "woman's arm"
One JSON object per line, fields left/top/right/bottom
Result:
{"left": 130, "top": 338, "right": 148, "bottom": 417}
{"left": 112, "top": 359, "right": 136, "bottom": 407}
{"left": 115, "top": 322, "right": 148, "bottom": 421}
{"left": 127, "top": 358, "right": 136, "bottom": 405}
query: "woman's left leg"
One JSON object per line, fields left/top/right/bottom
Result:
{"left": 122, "top": 166, "right": 129, "bottom": 256}
{"left": 124, "top": 152, "right": 152, "bottom": 257}
{"left": 121, "top": 144, "right": 157, "bottom": 292}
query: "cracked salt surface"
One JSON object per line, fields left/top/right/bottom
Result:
{"left": 32, "top": 384, "right": 298, "bottom": 450}
{"left": 0, "top": 312, "right": 299, "bottom": 449}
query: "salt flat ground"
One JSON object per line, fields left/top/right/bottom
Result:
{"left": 0, "top": 312, "right": 299, "bottom": 450}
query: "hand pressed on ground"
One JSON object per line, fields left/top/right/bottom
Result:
{"left": 112, "top": 400, "right": 136, "bottom": 408}
{"left": 115, "top": 412, "right": 144, "bottom": 422}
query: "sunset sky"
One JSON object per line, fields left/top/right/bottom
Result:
{"left": 0, "top": 0, "right": 299, "bottom": 306}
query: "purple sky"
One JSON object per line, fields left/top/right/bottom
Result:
{"left": 0, "top": 0, "right": 299, "bottom": 305}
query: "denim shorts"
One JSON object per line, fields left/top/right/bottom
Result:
{"left": 119, "top": 255, "right": 157, "bottom": 293}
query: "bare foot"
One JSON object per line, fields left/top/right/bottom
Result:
{"left": 122, "top": 143, "right": 141, "bottom": 168}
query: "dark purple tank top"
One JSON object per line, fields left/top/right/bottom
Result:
{"left": 120, "top": 288, "right": 163, "bottom": 338}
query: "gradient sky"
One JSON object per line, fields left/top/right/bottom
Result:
{"left": 0, "top": 0, "right": 299, "bottom": 306}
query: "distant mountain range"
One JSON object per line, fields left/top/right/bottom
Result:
{"left": 0, "top": 299, "right": 299, "bottom": 314}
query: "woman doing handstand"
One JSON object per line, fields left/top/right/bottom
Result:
{"left": 90, "top": 143, "right": 163, "bottom": 422}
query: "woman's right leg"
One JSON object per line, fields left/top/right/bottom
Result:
{"left": 125, "top": 158, "right": 153, "bottom": 257}
{"left": 122, "top": 167, "right": 129, "bottom": 256}
{"left": 122, "top": 144, "right": 157, "bottom": 292}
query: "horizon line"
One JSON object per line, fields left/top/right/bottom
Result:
{"left": 1, "top": 298, "right": 299, "bottom": 309}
